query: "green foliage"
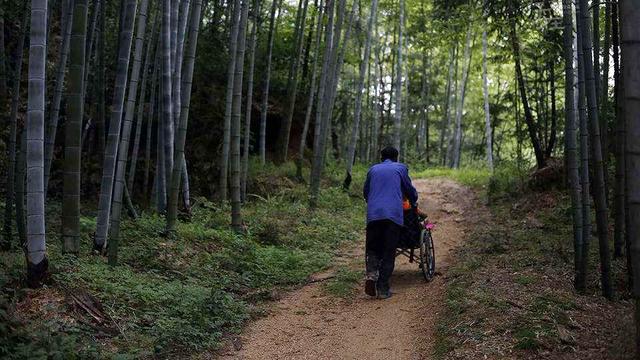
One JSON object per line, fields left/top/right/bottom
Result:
{"left": 0, "top": 162, "right": 366, "bottom": 357}
{"left": 414, "top": 166, "right": 492, "bottom": 188}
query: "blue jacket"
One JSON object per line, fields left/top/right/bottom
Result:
{"left": 363, "top": 160, "right": 418, "bottom": 226}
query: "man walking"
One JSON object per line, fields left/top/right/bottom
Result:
{"left": 363, "top": 146, "right": 418, "bottom": 299}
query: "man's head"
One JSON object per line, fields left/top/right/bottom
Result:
{"left": 380, "top": 146, "right": 399, "bottom": 162}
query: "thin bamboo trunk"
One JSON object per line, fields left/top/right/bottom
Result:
{"left": 44, "top": 0, "right": 74, "bottom": 196}
{"left": 509, "top": 3, "right": 546, "bottom": 169}
{"left": 296, "top": 0, "right": 324, "bottom": 180}
{"left": 162, "top": 0, "right": 175, "bottom": 205}
{"left": 129, "top": 13, "right": 159, "bottom": 193}
{"left": 578, "top": 0, "right": 612, "bottom": 299}
{"left": 62, "top": 0, "right": 89, "bottom": 254}
{"left": 144, "top": 64, "right": 158, "bottom": 205}
{"left": 95, "top": 0, "right": 106, "bottom": 155}
{"left": 275, "top": 0, "right": 309, "bottom": 163}
{"left": 93, "top": 0, "right": 138, "bottom": 251}
{"left": 2, "top": 9, "right": 29, "bottom": 250}
{"left": 393, "top": 0, "right": 404, "bottom": 151}
{"left": 241, "top": 0, "right": 261, "bottom": 201}
{"left": 343, "top": 0, "right": 378, "bottom": 189}
{"left": 576, "top": 0, "right": 592, "bottom": 293}
{"left": 15, "top": 131, "right": 27, "bottom": 247}
{"left": 482, "top": 27, "right": 493, "bottom": 171}
{"left": 108, "top": 0, "right": 150, "bottom": 264}
{"left": 370, "top": 27, "right": 380, "bottom": 162}
{"left": 167, "top": 0, "right": 203, "bottom": 232}
{"left": 562, "top": 0, "right": 583, "bottom": 283}
{"left": 450, "top": 24, "right": 473, "bottom": 169}
{"left": 592, "top": 0, "right": 600, "bottom": 107}
{"left": 612, "top": 0, "right": 624, "bottom": 258}
{"left": 439, "top": 45, "right": 455, "bottom": 166}
{"left": 219, "top": 0, "right": 242, "bottom": 200}
{"left": 259, "top": 0, "right": 281, "bottom": 165}
{"left": 172, "top": 0, "right": 191, "bottom": 136}
{"left": 230, "top": 0, "right": 249, "bottom": 231}
{"left": 0, "top": 8, "right": 6, "bottom": 100}
{"left": 309, "top": 0, "right": 335, "bottom": 208}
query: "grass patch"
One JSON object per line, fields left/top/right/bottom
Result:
{"left": 433, "top": 166, "right": 634, "bottom": 359}
{"left": 323, "top": 266, "right": 361, "bottom": 298}
{"left": 0, "top": 161, "right": 366, "bottom": 358}
{"left": 413, "top": 167, "right": 492, "bottom": 189}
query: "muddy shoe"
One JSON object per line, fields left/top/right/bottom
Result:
{"left": 364, "top": 278, "right": 377, "bottom": 297}
{"left": 376, "top": 282, "right": 392, "bottom": 299}
{"left": 377, "top": 290, "right": 392, "bottom": 300}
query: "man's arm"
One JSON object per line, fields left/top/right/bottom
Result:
{"left": 363, "top": 170, "right": 371, "bottom": 202}
{"left": 400, "top": 166, "right": 418, "bottom": 205}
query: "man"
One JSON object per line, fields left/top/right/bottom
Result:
{"left": 363, "top": 146, "right": 418, "bottom": 299}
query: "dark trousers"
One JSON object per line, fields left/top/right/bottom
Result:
{"left": 365, "top": 220, "right": 400, "bottom": 291}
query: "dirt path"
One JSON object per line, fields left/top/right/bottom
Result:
{"left": 219, "top": 179, "right": 484, "bottom": 360}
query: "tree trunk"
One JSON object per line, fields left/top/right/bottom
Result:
{"left": 62, "top": 0, "right": 89, "bottom": 254}
{"left": 482, "top": 26, "right": 493, "bottom": 171}
{"left": 241, "top": 0, "right": 261, "bottom": 201}
{"left": 343, "top": 0, "right": 378, "bottom": 188}
{"left": 296, "top": 0, "right": 324, "bottom": 179}
{"left": 26, "top": 0, "right": 49, "bottom": 287}
{"left": 107, "top": 0, "right": 150, "bottom": 264}
{"left": 2, "top": 8, "right": 29, "bottom": 250}
{"left": 156, "top": 103, "right": 167, "bottom": 211}
{"left": 162, "top": 0, "right": 175, "bottom": 206}
{"left": 450, "top": 24, "right": 473, "bottom": 169}
{"left": 0, "top": 7, "right": 6, "bottom": 101}
{"left": 44, "top": 0, "right": 74, "bottom": 196}
{"left": 275, "top": 0, "right": 309, "bottom": 163}
{"left": 129, "top": 13, "right": 158, "bottom": 194}
{"left": 619, "top": 2, "right": 640, "bottom": 350}
{"left": 576, "top": 0, "right": 592, "bottom": 292}
{"left": 369, "top": 26, "right": 380, "bottom": 162}
{"left": 93, "top": 0, "right": 138, "bottom": 252}
{"left": 231, "top": 0, "right": 249, "bottom": 231}
{"left": 309, "top": 0, "right": 336, "bottom": 208}
{"left": 592, "top": 0, "right": 600, "bottom": 108}
{"left": 15, "top": 131, "right": 27, "bottom": 248}
{"left": 167, "top": 0, "right": 203, "bottom": 232}
{"left": 562, "top": 0, "right": 583, "bottom": 284}
{"left": 509, "top": 4, "right": 546, "bottom": 169}
{"left": 172, "top": 0, "right": 191, "bottom": 129}
{"left": 439, "top": 45, "right": 455, "bottom": 166}
{"left": 393, "top": 0, "right": 404, "bottom": 151}
{"left": 144, "top": 60, "right": 159, "bottom": 205}
{"left": 601, "top": 0, "right": 611, "bottom": 155}
{"left": 612, "top": 0, "right": 624, "bottom": 259}
{"left": 545, "top": 57, "right": 557, "bottom": 158}
{"left": 578, "top": 0, "right": 612, "bottom": 299}
{"left": 95, "top": 0, "right": 106, "bottom": 155}
{"left": 219, "top": 0, "right": 242, "bottom": 200}
{"left": 259, "top": 0, "right": 281, "bottom": 166}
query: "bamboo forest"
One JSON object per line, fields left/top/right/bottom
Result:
{"left": 1, "top": 0, "right": 640, "bottom": 358}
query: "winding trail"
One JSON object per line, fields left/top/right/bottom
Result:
{"left": 219, "top": 178, "right": 484, "bottom": 359}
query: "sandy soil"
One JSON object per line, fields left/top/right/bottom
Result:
{"left": 218, "top": 178, "right": 484, "bottom": 360}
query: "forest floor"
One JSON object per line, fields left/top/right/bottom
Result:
{"left": 215, "top": 169, "right": 637, "bottom": 360}
{"left": 216, "top": 178, "right": 485, "bottom": 359}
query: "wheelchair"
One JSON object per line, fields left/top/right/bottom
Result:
{"left": 396, "top": 214, "right": 436, "bottom": 282}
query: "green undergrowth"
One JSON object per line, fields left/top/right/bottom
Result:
{"left": 0, "top": 161, "right": 366, "bottom": 358}
{"left": 433, "top": 169, "right": 634, "bottom": 359}
{"left": 323, "top": 266, "right": 361, "bottom": 298}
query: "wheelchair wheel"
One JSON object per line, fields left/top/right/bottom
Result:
{"left": 419, "top": 229, "right": 436, "bottom": 281}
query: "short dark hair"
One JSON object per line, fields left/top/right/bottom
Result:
{"left": 380, "top": 146, "right": 399, "bottom": 162}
